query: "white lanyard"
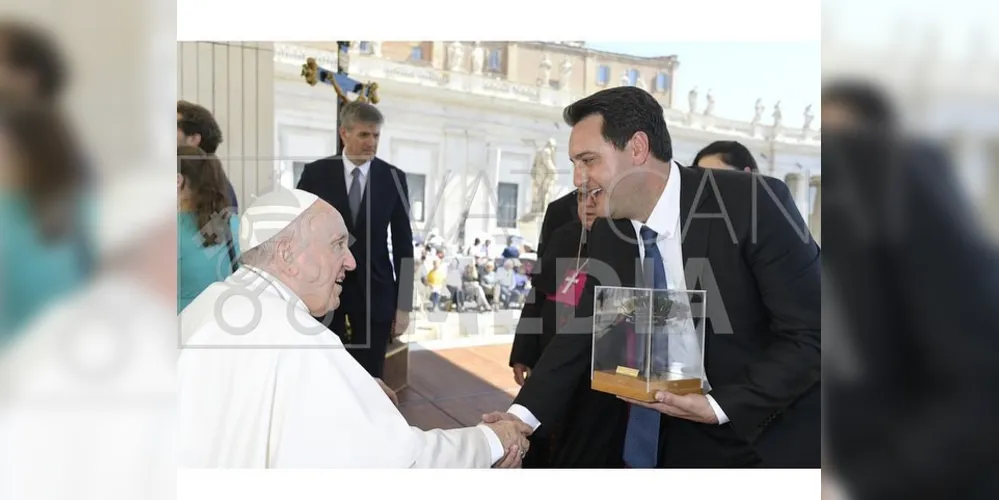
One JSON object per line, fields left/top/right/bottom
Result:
{"left": 560, "top": 222, "right": 590, "bottom": 295}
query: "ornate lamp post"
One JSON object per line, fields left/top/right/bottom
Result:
{"left": 300, "top": 41, "right": 381, "bottom": 155}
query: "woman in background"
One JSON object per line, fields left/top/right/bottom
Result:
{"left": 177, "top": 145, "right": 239, "bottom": 312}
{"left": 0, "top": 99, "right": 91, "bottom": 343}
{"left": 691, "top": 140, "right": 759, "bottom": 173}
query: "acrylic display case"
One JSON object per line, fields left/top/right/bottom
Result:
{"left": 590, "top": 286, "right": 706, "bottom": 402}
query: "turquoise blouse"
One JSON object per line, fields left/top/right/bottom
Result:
{"left": 0, "top": 192, "right": 92, "bottom": 342}
{"left": 177, "top": 212, "right": 240, "bottom": 313}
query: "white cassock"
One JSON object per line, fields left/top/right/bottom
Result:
{"left": 0, "top": 274, "right": 176, "bottom": 500}
{"left": 178, "top": 265, "right": 504, "bottom": 468}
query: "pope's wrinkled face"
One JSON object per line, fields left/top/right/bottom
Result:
{"left": 282, "top": 202, "right": 356, "bottom": 315}
{"left": 569, "top": 113, "right": 647, "bottom": 219}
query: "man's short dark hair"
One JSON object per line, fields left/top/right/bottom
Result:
{"left": 0, "top": 21, "right": 68, "bottom": 100}
{"left": 562, "top": 87, "right": 672, "bottom": 163}
{"left": 692, "top": 140, "right": 759, "bottom": 172}
{"left": 177, "top": 100, "right": 224, "bottom": 154}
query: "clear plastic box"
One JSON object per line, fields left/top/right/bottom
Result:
{"left": 590, "top": 286, "right": 707, "bottom": 402}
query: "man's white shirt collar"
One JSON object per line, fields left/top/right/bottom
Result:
{"left": 631, "top": 160, "right": 682, "bottom": 238}
{"left": 343, "top": 154, "right": 371, "bottom": 179}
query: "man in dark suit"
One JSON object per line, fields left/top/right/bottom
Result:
{"left": 485, "top": 86, "right": 821, "bottom": 468}
{"left": 822, "top": 94, "right": 999, "bottom": 497}
{"left": 296, "top": 101, "right": 414, "bottom": 378}
{"left": 509, "top": 190, "right": 578, "bottom": 385}
{"left": 510, "top": 190, "right": 624, "bottom": 468}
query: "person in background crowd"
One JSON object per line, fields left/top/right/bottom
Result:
{"left": 496, "top": 259, "right": 523, "bottom": 308}
{"left": 512, "top": 263, "right": 530, "bottom": 299}
{"left": 478, "top": 261, "right": 500, "bottom": 307}
{"left": 502, "top": 237, "right": 520, "bottom": 259}
{"left": 0, "top": 98, "right": 91, "bottom": 342}
{"left": 462, "top": 263, "right": 491, "bottom": 312}
{"left": 466, "top": 237, "right": 481, "bottom": 256}
{"left": 442, "top": 257, "right": 465, "bottom": 312}
{"left": 425, "top": 259, "right": 447, "bottom": 312}
{"left": 177, "top": 100, "right": 239, "bottom": 211}
{"left": 176, "top": 145, "right": 239, "bottom": 312}
{"left": 691, "top": 140, "right": 759, "bottom": 173}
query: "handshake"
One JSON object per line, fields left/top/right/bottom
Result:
{"left": 480, "top": 411, "right": 533, "bottom": 468}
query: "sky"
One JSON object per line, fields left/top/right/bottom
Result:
{"left": 586, "top": 42, "right": 821, "bottom": 127}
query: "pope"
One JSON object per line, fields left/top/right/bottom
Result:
{"left": 178, "top": 188, "right": 532, "bottom": 468}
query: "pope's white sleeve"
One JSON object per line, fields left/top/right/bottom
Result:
{"left": 407, "top": 425, "right": 499, "bottom": 468}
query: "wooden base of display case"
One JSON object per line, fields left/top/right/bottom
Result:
{"left": 591, "top": 370, "right": 702, "bottom": 402}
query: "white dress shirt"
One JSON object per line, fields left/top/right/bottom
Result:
{"left": 343, "top": 154, "right": 371, "bottom": 194}
{"left": 507, "top": 161, "right": 730, "bottom": 431}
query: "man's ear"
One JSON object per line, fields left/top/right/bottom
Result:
{"left": 275, "top": 237, "right": 299, "bottom": 276}
{"left": 630, "top": 132, "right": 651, "bottom": 165}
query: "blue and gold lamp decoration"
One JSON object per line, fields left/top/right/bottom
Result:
{"left": 301, "top": 41, "right": 381, "bottom": 155}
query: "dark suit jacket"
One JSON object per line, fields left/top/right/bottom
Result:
{"left": 510, "top": 190, "right": 579, "bottom": 369}
{"left": 511, "top": 192, "right": 578, "bottom": 367}
{"left": 514, "top": 165, "right": 822, "bottom": 467}
{"left": 296, "top": 156, "right": 414, "bottom": 322}
{"left": 512, "top": 220, "right": 629, "bottom": 467}
{"left": 537, "top": 191, "right": 579, "bottom": 257}
{"left": 824, "top": 132, "right": 999, "bottom": 498}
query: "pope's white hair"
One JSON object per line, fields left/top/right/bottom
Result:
{"left": 239, "top": 212, "right": 304, "bottom": 268}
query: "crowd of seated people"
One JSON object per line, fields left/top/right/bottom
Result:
{"left": 414, "top": 236, "right": 532, "bottom": 313}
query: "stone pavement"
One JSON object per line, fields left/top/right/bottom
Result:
{"left": 397, "top": 343, "right": 521, "bottom": 430}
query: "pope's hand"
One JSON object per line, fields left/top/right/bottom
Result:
{"left": 374, "top": 378, "right": 399, "bottom": 406}
{"left": 483, "top": 419, "right": 532, "bottom": 468}
{"left": 618, "top": 391, "right": 718, "bottom": 424}
{"left": 392, "top": 309, "right": 410, "bottom": 337}
{"left": 491, "top": 443, "right": 525, "bottom": 469}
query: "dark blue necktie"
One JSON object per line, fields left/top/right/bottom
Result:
{"left": 622, "top": 225, "right": 667, "bottom": 468}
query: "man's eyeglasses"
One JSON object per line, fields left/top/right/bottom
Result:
{"left": 576, "top": 187, "right": 603, "bottom": 202}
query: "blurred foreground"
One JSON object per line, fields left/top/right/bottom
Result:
{"left": 823, "top": 2, "right": 999, "bottom": 499}
{"left": 0, "top": 3, "right": 176, "bottom": 500}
